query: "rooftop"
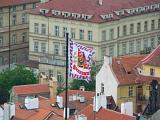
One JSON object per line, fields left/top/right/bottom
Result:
{"left": 31, "top": 0, "right": 160, "bottom": 23}
{"left": 0, "top": 0, "right": 39, "bottom": 8}
{"left": 70, "top": 104, "right": 135, "bottom": 120}
{"left": 12, "top": 84, "right": 49, "bottom": 95}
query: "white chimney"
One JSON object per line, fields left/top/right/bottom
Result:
{"left": 0, "top": 106, "right": 3, "bottom": 120}
{"left": 63, "top": 108, "right": 70, "bottom": 119}
{"left": 4, "top": 103, "right": 15, "bottom": 120}
{"left": 121, "top": 102, "right": 133, "bottom": 116}
{"left": 98, "top": 0, "right": 103, "bottom": 6}
{"left": 25, "top": 97, "right": 39, "bottom": 110}
{"left": 101, "top": 94, "right": 107, "bottom": 109}
{"left": 75, "top": 114, "right": 87, "bottom": 120}
{"left": 93, "top": 93, "right": 101, "bottom": 112}
{"left": 79, "top": 86, "right": 85, "bottom": 91}
{"left": 56, "top": 96, "right": 63, "bottom": 108}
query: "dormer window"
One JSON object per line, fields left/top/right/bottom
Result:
{"left": 62, "top": 12, "right": 70, "bottom": 17}
{"left": 72, "top": 13, "right": 81, "bottom": 19}
{"left": 101, "top": 83, "right": 104, "bottom": 94}
{"left": 40, "top": 9, "right": 49, "bottom": 15}
{"left": 150, "top": 68, "right": 155, "bottom": 76}
{"left": 52, "top": 10, "right": 61, "bottom": 16}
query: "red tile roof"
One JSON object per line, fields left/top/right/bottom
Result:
{"left": 13, "top": 84, "right": 49, "bottom": 95}
{"left": 31, "top": 0, "right": 160, "bottom": 23}
{"left": 0, "top": 0, "right": 39, "bottom": 7}
{"left": 112, "top": 55, "right": 146, "bottom": 85}
{"left": 59, "top": 90, "right": 95, "bottom": 112}
{"left": 70, "top": 104, "right": 135, "bottom": 120}
{"left": 140, "top": 45, "right": 160, "bottom": 67}
{"left": 14, "top": 97, "right": 64, "bottom": 120}
{"left": 112, "top": 45, "right": 160, "bottom": 85}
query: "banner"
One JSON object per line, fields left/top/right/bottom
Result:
{"left": 69, "top": 40, "right": 95, "bottom": 80}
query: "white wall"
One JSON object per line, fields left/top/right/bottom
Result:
{"left": 96, "top": 56, "right": 118, "bottom": 103}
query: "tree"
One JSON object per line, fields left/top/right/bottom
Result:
{"left": 0, "top": 65, "right": 38, "bottom": 103}
{"left": 70, "top": 66, "right": 97, "bottom": 91}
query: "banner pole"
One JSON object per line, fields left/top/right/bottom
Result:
{"left": 65, "top": 33, "right": 69, "bottom": 120}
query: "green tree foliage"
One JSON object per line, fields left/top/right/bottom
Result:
{"left": 70, "top": 66, "right": 97, "bottom": 91}
{"left": 0, "top": 65, "right": 38, "bottom": 102}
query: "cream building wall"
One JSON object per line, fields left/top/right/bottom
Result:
{"left": 0, "top": 0, "right": 40, "bottom": 71}
{"left": 29, "top": 10, "right": 160, "bottom": 78}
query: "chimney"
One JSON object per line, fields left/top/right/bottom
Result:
{"left": 49, "top": 78, "right": 57, "bottom": 99}
{"left": 0, "top": 106, "right": 3, "bottom": 120}
{"left": 79, "top": 86, "right": 85, "bottom": 91}
{"left": 98, "top": 0, "right": 103, "bottom": 6}
{"left": 56, "top": 96, "right": 63, "bottom": 108}
{"left": 4, "top": 103, "right": 15, "bottom": 120}
{"left": 25, "top": 97, "right": 39, "bottom": 110}
{"left": 75, "top": 114, "right": 87, "bottom": 120}
{"left": 93, "top": 93, "right": 101, "bottom": 112}
{"left": 63, "top": 108, "right": 70, "bottom": 119}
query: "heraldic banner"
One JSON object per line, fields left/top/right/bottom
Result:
{"left": 69, "top": 40, "right": 95, "bottom": 81}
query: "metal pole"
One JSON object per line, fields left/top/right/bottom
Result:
{"left": 65, "top": 33, "right": 69, "bottom": 120}
{"left": 9, "top": 6, "right": 11, "bottom": 70}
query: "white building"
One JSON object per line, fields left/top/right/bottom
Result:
{"left": 29, "top": 0, "right": 160, "bottom": 78}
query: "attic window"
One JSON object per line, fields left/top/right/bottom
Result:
{"left": 127, "top": 71, "right": 131, "bottom": 74}
{"left": 52, "top": 10, "right": 61, "bottom": 16}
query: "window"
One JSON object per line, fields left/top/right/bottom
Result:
{"left": 22, "top": 13, "right": 27, "bottom": 23}
{"left": 71, "top": 28, "right": 75, "bottom": 39}
{"left": 49, "top": 70, "right": 53, "bottom": 78}
{"left": 128, "top": 86, "right": 133, "bottom": 97}
{"left": 150, "top": 37, "right": 155, "bottom": 48}
{"left": 117, "top": 27, "right": 120, "bottom": 38}
{"left": 129, "top": 41, "right": 134, "bottom": 53}
{"left": 101, "top": 83, "right": 104, "bottom": 94}
{"left": 12, "top": 54, "right": 17, "bottom": 63}
{"left": 137, "top": 22, "right": 141, "bottom": 33}
{"left": 109, "top": 46, "right": 114, "bottom": 56}
{"left": 151, "top": 20, "right": 155, "bottom": 30}
{"left": 34, "top": 41, "right": 39, "bottom": 52}
{"left": 79, "top": 29, "right": 84, "bottom": 40}
{"left": 123, "top": 25, "right": 127, "bottom": 36}
{"left": 0, "top": 16, "right": 3, "bottom": 27}
{"left": 22, "top": 53, "right": 27, "bottom": 60}
{"left": 63, "top": 27, "right": 67, "bottom": 37}
{"left": 102, "top": 30, "right": 106, "bottom": 41}
{"left": 54, "top": 44, "right": 59, "bottom": 55}
{"left": 0, "top": 56, "right": 3, "bottom": 65}
{"left": 158, "top": 19, "right": 160, "bottom": 29}
{"left": 22, "top": 4, "right": 26, "bottom": 10}
{"left": 62, "top": 45, "right": 66, "bottom": 56}
{"left": 32, "top": 3, "right": 36, "bottom": 8}
{"left": 34, "top": 23, "right": 39, "bottom": 34}
{"left": 150, "top": 68, "right": 155, "bottom": 76}
{"left": 41, "top": 24, "right": 46, "bottom": 35}
{"left": 130, "top": 24, "right": 134, "bottom": 35}
{"left": 122, "top": 43, "right": 126, "bottom": 55}
{"left": 157, "top": 35, "right": 160, "bottom": 45}
{"left": 11, "top": 6, "right": 16, "bottom": 12}
{"left": 41, "top": 43, "right": 46, "bottom": 53}
{"left": 12, "top": 34, "right": 17, "bottom": 45}
{"left": 109, "top": 29, "right": 114, "bottom": 40}
{"left": 0, "top": 36, "right": 3, "bottom": 46}
{"left": 143, "top": 38, "right": 148, "bottom": 49}
{"left": 22, "top": 32, "right": 27, "bottom": 42}
{"left": 136, "top": 39, "right": 141, "bottom": 52}
{"left": 0, "top": 8, "right": 3, "bottom": 13}
{"left": 12, "top": 14, "right": 16, "bottom": 25}
{"left": 144, "top": 21, "right": 148, "bottom": 32}
{"left": 54, "top": 26, "right": 59, "bottom": 36}
{"left": 88, "top": 31, "right": 92, "bottom": 41}
{"left": 101, "top": 47, "right": 106, "bottom": 60}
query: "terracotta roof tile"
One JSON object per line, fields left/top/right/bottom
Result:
{"left": 13, "top": 84, "right": 49, "bottom": 95}
{"left": 31, "top": 0, "right": 160, "bottom": 23}
{"left": 70, "top": 104, "right": 135, "bottom": 120}
{"left": 0, "top": 0, "right": 39, "bottom": 7}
